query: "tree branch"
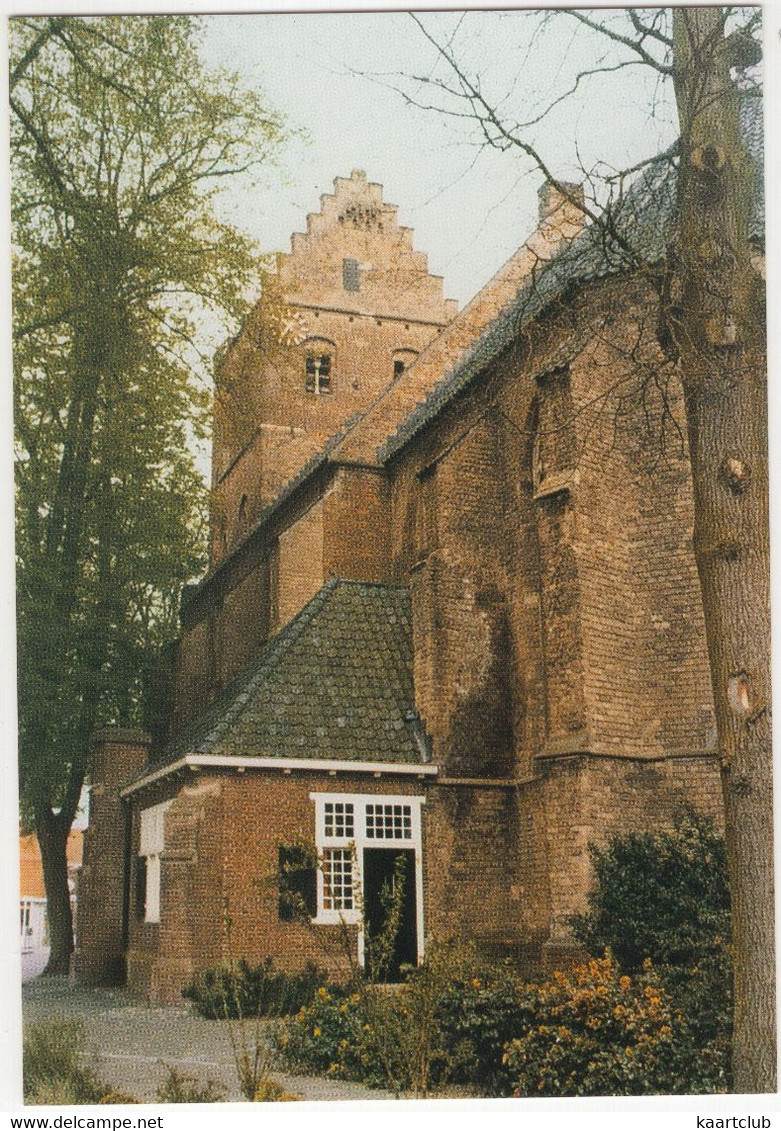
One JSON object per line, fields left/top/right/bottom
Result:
{"left": 9, "top": 17, "right": 65, "bottom": 90}
{"left": 567, "top": 10, "right": 674, "bottom": 74}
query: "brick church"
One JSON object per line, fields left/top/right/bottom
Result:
{"left": 76, "top": 143, "right": 763, "bottom": 1001}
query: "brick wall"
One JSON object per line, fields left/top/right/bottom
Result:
{"left": 565, "top": 279, "right": 714, "bottom": 759}
{"left": 274, "top": 500, "right": 325, "bottom": 630}
{"left": 120, "top": 752, "right": 724, "bottom": 1002}
{"left": 172, "top": 459, "right": 397, "bottom": 731}
{"left": 536, "top": 752, "right": 723, "bottom": 961}
{"left": 211, "top": 169, "right": 455, "bottom": 564}
{"left": 125, "top": 768, "right": 558, "bottom": 1000}
{"left": 127, "top": 769, "right": 436, "bottom": 1002}
{"left": 75, "top": 729, "right": 152, "bottom": 986}
{"left": 390, "top": 272, "right": 715, "bottom": 776}
{"left": 424, "top": 782, "right": 539, "bottom": 962}
{"left": 322, "top": 467, "right": 392, "bottom": 583}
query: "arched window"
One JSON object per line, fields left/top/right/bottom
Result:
{"left": 303, "top": 338, "right": 336, "bottom": 395}
{"left": 392, "top": 348, "right": 419, "bottom": 381}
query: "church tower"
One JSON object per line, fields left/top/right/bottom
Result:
{"left": 211, "top": 169, "right": 457, "bottom": 565}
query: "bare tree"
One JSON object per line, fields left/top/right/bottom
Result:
{"left": 400, "top": 6, "right": 771, "bottom": 1093}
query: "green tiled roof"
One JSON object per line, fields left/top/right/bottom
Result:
{"left": 157, "top": 579, "right": 421, "bottom": 767}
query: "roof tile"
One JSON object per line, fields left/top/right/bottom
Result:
{"left": 155, "top": 579, "right": 420, "bottom": 769}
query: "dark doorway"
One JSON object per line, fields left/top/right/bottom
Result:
{"left": 362, "top": 848, "right": 417, "bottom": 982}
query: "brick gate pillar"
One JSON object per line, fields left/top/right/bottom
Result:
{"left": 74, "top": 728, "right": 151, "bottom": 985}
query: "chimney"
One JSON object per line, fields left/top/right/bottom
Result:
{"left": 537, "top": 180, "right": 587, "bottom": 245}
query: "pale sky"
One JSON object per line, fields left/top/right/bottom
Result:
{"left": 199, "top": 9, "right": 680, "bottom": 308}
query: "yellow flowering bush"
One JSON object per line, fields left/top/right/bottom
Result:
{"left": 504, "top": 953, "right": 725, "bottom": 1096}
{"left": 272, "top": 988, "right": 366, "bottom": 1079}
{"left": 570, "top": 813, "right": 733, "bottom": 1088}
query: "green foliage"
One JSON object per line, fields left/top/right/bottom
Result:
{"left": 275, "top": 940, "right": 503, "bottom": 1097}
{"left": 571, "top": 812, "right": 732, "bottom": 1084}
{"left": 273, "top": 986, "right": 367, "bottom": 1081}
{"left": 251, "top": 1078, "right": 300, "bottom": 1102}
{"left": 155, "top": 1066, "right": 225, "bottom": 1103}
{"left": 504, "top": 953, "right": 726, "bottom": 1097}
{"left": 23, "top": 1020, "right": 106, "bottom": 1105}
{"left": 571, "top": 812, "right": 731, "bottom": 971}
{"left": 275, "top": 933, "right": 730, "bottom": 1097}
{"left": 183, "top": 958, "right": 328, "bottom": 1020}
{"left": 97, "top": 1091, "right": 140, "bottom": 1105}
{"left": 436, "top": 961, "right": 527, "bottom": 1095}
{"left": 11, "top": 14, "right": 288, "bottom": 965}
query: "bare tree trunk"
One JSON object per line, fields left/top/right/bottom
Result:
{"left": 672, "top": 7, "right": 775, "bottom": 1092}
{"left": 36, "top": 810, "right": 74, "bottom": 975}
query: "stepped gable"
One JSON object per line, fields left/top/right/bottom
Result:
{"left": 154, "top": 579, "right": 419, "bottom": 769}
{"left": 277, "top": 168, "right": 457, "bottom": 325}
{"left": 203, "top": 102, "right": 763, "bottom": 580}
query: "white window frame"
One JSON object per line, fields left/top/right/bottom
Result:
{"left": 139, "top": 800, "right": 172, "bottom": 924}
{"left": 310, "top": 792, "right": 426, "bottom": 963}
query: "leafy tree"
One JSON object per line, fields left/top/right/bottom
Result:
{"left": 11, "top": 14, "right": 287, "bottom": 973}
{"left": 403, "top": 6, "right": 770, "bottom": 1090}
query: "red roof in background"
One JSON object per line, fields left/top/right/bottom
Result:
{"left": 19, "top": 831, "right": 83, "bottom": 900}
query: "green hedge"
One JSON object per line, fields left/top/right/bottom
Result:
{"left": 183, "top": 958, "right": 329, "bottom": 1019}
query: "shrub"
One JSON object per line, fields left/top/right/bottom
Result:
{"left": 571, "top": 812, "right": 731, "bottom": 972}
{"left": 358, "top": 942, "right": 472, "bottom": 1095}
{"left": 273, "top": 986, "right": 366, "bottom": 1081}
{"left": 571, "top": 811, "right": 732, "bottom": 1086}
{"left": 504, "top": 952, "right": 719, "bottom": 1097}
{"left": 252, "top": 1078, "right": 299, "bottom": 1102}
{"left": 183, "top": 958, "right": 327, "bottom": 1019}
{"left": 155, "top": 1067, "right": 226, "bottom": 1103}
{"left": 436, "top": 962, "right": 526, "bottom": 1095}
{"left": 275, "top": 940, "right": 508, "bottom": 1096}
{"left": 24, "top": 1020, "right": 105, "bottom": 1105}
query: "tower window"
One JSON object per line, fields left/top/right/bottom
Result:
{"left": 343, "top": 258, "right": 360, "bottom": 292}
{"left": 394, "top": 359, "right": 406, "bottom": 379}
{"left": 306, "top": 353, "right": 332, "bottom": 394}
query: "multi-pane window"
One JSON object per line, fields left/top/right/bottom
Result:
{"left": 311, "top": 793, "right": 424, "bottom": 928}
{"left": 305, "top": 353, "right": 332, "bottom": 394}
{"left": 365, "top": 803, "right": 412, "bottom": 840}
{"left": 324, "top": 801, "right": 354, "bottom": 839}
{"left": 322, "top": 847, "right": 355, "bottom": 911}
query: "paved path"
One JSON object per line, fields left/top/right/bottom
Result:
{"left": 22, "top": 978, "right": 394, "bottom": 1103}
